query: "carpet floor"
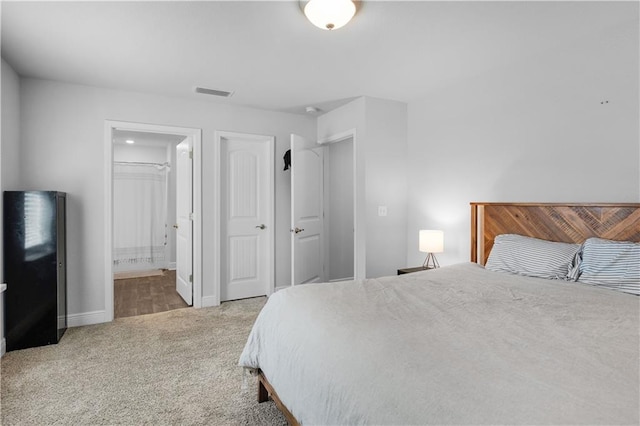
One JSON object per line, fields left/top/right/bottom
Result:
{"left": 0, "top": 297, "right": 287, "bottom": 425}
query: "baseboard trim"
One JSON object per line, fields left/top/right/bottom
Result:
{"left": 201, "top": 295, "right": 219, "bottom": 308}
{"left": 168, "top": 262, "right": 176, "bottom": 270}
{"left": 329, "top": 277, "right": 353, "bottom": 282}
{"left": 67, "top": 310, "right": 107, "bottom": 328}
{"left": 1, "top": 338, "right": 5, "bottom": 358}
{"left": 275, "top": 285, "right": 289, "bottom": 292}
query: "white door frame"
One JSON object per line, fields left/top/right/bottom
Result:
{"left": 318, "top": 129, "right": 363, "bottom": 280}
{"left": 104, "top": 120, "right": 203, "bottom": 322}
{"left": 215, "top": 131, "right": 275, "bottom": 305}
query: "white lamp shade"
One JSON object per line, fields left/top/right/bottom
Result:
{"left": 304, "top": 0, "right": 356, "bottom": 31}
{"left": 419, "top": 230, "right": 444, "bottom": 253}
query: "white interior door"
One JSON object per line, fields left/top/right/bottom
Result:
{"left": 220, "top": 133, "right": 274, "bottom": 301}
{"left": 176, "top": 138, "right": 193, "bottom": 305}
{"left": 291, "top": 134, "right": 324, "bottom": 285}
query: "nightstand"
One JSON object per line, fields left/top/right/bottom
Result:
{"left": 397, "top": 266, "right": 434, "bottom": 275}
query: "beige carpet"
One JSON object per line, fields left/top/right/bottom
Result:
{"left": 0, "top": 298, "right": 287, "bottom": 425}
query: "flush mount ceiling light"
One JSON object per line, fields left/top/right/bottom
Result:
{"left": 302, "top": 0, "right": 357, "bottom": 31}
{"left": 125, "top": 139, "right": 135, "bottom": 144}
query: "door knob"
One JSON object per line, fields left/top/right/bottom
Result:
{"left": 256, "top": 224, "right": 266, "bottom": 230}
{"left": 290, "top": 227, "right": 305, "bottom": 234}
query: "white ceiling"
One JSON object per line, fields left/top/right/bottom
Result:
{"left": 1, "top": 1, "right": 635, "bottom": 114}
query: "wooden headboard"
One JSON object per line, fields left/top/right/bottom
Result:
{"left": 470, "top": 202, "right": 640, "bottom": 265}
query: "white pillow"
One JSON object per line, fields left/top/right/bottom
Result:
{"left": 577, "top": 237, "right": 639, "bottom": 295}
{"left": 485, "top": 234, "right": 580, "bottom": 280}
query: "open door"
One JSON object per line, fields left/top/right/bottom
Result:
{"left": 291, "top": 134, "right": 324, "bottom": 285}
{"left": 175, "top": 138, "right": 193, "bottom": 305}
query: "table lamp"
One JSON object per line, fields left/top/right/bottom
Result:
{"left": 419, "top": 230, "right": 444, "bottom": 269}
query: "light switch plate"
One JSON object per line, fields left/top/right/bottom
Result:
{"left": 378, "top": 206, "right": 387, "bottom": 216}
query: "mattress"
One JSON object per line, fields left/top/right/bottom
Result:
{"left": 239, "top": 263, "right": 639, "bottom": 425}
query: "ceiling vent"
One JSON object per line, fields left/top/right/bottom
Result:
{"left": 194, "top": 87, "right": 234, "bottom": 97}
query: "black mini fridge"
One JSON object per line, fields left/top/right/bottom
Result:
{"left": 3, "top": 191, "right": 67, "bottom": 351}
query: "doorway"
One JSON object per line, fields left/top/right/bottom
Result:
{"left": 104, "top": 121, "right": 202, "bottom": 322}
{"left": 290, "top": 131, "right": 357, "bottom": 286}
{"left": 111, "top": 130, "right": 185, "bottom": 318}
{"left": 323, "top": 137, "right": 354, "bottom": 282}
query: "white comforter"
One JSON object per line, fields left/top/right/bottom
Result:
{"left": 239, "top": 263, "right": 639, "bottom": 425}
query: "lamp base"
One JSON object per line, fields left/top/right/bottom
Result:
{"left": 422, "top": 253, "right": 440, "bottom": 269}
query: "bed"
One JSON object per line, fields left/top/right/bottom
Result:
{"left": 239, "top": 203, "right": 640, "bottom": 425}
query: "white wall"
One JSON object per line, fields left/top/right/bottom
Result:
{"left": 364, "top": 97, "right": 408, "bottom": 278}
{"left": 1, "top": 58, "right": 22, "bottom": 355}
{"left": 19, "top": 78, "right": 315, "bottom": 322}
{"left": 406, "top": 19, "right": 640, "bottom": 267}
{"left": 318, "top": 96, "right": 408, "bottom": 278}
{"left": 1, "top": 59, "right": 21, "bottom": 190}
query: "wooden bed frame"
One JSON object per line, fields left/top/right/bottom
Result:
{"left": 257, "top": 370, "right": 300, "bottom": 425}
{"left": 257, "top": 202, "right": 640, "bottom": 425}
{"left": 471, "top": 202, "right": 640, "bottom": 265}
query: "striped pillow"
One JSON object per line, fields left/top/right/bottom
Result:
{"left": 485, "top": 234, "right": 580, "bottom": 280}
{"left": 577, "top": 238, "right": 639, "bottom": 295}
